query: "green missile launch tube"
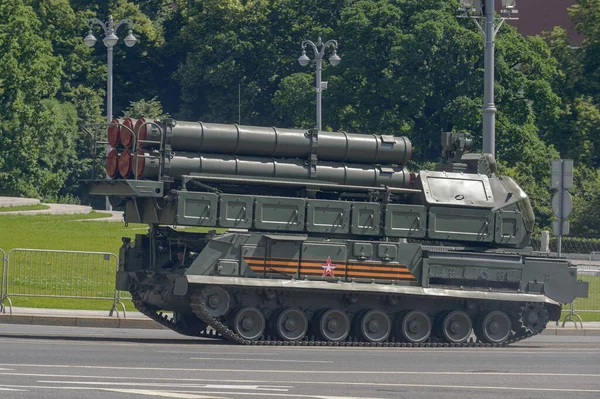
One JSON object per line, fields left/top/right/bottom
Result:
{"left": 120, "top": 150, "right": 410, "bottom": 189}
{"left": 131, "top": 119, "right": 412, "bottom": 166}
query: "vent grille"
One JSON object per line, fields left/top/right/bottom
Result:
{"left": 428, "top": 277, "right": 520, "bottom": 291}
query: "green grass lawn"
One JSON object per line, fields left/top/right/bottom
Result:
{"left": 0, "top": 204, "right": 50, "bottom": 212}
{"left": 0, "top": 212, "right": 146, "bottom": 254}
{"left": 0, "top": 212, "right": 144, "bottom": 311}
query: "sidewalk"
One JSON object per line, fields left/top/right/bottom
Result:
{"left": 0, "top": 306, "right": 599, "bottom": 335}
{"left": 0, "top": 196, "right": 92, "bottom": 215}
{"left": 0, "top": 196, "right": 123, "bottom": 221}
{"left": 71, "top": 211, "right": 124, "bottom": 222}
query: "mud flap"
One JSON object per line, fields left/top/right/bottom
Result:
{"left": 174, "top": 276, "right": 189, "bottom": 296}
{"left": 115, "top": 272, "right": 130, "bottom": 291}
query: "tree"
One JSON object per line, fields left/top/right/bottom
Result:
{"left": 543, "top": 1, "right": 600, "bottom": 234}
{"left": 273, "top": 73, "right": 315, "bottom": 128}
{"left": 570, "top": 167, "right": 600, "bottom": 236}
{"left": 545, "top": 14, "right": 600, "bottom": 170}
{"left": 570, "top": 0, "right": 600, "bottom": 105}
{"left": 330, "top": 0, "right": 572, "bottom": 230}
{"left": 122, "top": 97, "right": 169, "bottom": 119}
{"left": 174, "top": 0, "right": 348, "bottom": 124}
{"left": 0, "top": 0, "right": 74, "bottom": 199}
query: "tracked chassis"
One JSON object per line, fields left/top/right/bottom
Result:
{"left": 117, "top": 226, "right": 582, "bottom": 347}
{"left": 129, "top": 274, "right": 549, "bottom": 347}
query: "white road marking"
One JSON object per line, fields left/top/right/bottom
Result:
{"left": 157, "top": 351, "right": 278, "bottom": 356}
{"left": 0, "top": 387, "right": 27, "bottom": 391}
{"left": 0, "top": 383, "right": 226, "bottom": 395}
{"left": 3, "top": 371, "right": 600, "bottom": 395}
{"left": 317, "top": 384, "right": 600, "bottom": 394}
{"left": 1, "top": 383, "right": 600, "bottom": 397}
{"left": 100, "top": 389, "right": 226, "bottom": 398}
{"left": 3, "top": 370, "right": 599, "bottom": 383}
{"left": 38, "top": 380, "right": 290, "bottom": 391}
{"left": 0, "top": 384, "right": 386, "bottom": 399}
{"left": 204, "top": 384, "right": 288, "bottom": 391}
{"left": 109, "top": 388, "right": 600, "bottom": 396}
{"left": 2, "top": 363, "right": 599, "bottom": 377}
{"left": 189, "top": 357, "right": 333, "bottom": 363}
{"left": 172, "top": 393, "right": 386, "bottom": 399}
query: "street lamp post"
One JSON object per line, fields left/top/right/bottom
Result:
{"left": 84, "top": 15, "right": 137, "bottom": 210}
{"left": 457, "top": 0, "right": 518, "bottom": 158}
{"left": 298, "top": 37, "right": 341, "bottom": 132}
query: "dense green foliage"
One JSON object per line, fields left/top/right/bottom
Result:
{"left": 0, "top": 0, "right": 598, "bottom": 234}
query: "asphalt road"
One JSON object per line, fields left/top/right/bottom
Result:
{"left": 0, "top": 325, "right": 599, "bottom": 399}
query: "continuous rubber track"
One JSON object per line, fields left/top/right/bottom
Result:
{"left": 131, "top": 288, "right": 542, "bottom": 347}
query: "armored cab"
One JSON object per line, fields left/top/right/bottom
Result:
{"left": 82, "top": 120, "right": 588, "bottom": 346}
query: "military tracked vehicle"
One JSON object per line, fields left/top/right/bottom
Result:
{"left": 82, "top": 119, "right": 588, "bottom": 347}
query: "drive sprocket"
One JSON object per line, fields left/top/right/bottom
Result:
{"left": 517, "top": 303, "right": 549, "bottom": 334}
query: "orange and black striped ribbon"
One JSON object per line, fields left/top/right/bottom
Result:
{"left": 243, "top": 257, "right": 416, "bottom": 281}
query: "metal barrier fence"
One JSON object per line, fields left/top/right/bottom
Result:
{"left": 0, "top": 249, "right": 6, "bottom": 313}
{"left": 1, "top": 249, "right": 126, "bottom": 317}
{"left": 117, "top": 287, "right": 132, "bottom": 302}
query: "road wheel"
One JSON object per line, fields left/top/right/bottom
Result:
{"left": 438, "top": 310, "right": 472, "bottom": 344}
{"left": 318, "top": 308, "right": 350, "bottom": 342}
{"left": 475, "top": 310, "right": 512, "bottom": 344}
{"left": 398, "top": 310, "right": 432, "bottom": 343}
{"left": 275, "top": 308, "right": 308, "bottom": 341}
{"left": 233, "top": 307, "right": 265, "bottom": 340}
{"left": 358, "top": 310, "right": 391, "bottom": 343}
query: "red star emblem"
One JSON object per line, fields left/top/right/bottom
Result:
{"left": 321, "top": 256, "right": 337, "bottom": 277}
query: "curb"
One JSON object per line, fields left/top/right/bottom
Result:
{"left": 0, "top": 314, "right": 167, "bottom": 330}
{"left": 542, "top": 327, "right": 600, "bottom": 336}
{"left": 0, "top": 204, "right": 92, "bottom": 216}
{"left": 1, "top": 314, "right": 599, "bottom": 336}
{"left": 0, "top": 197, "right": 40, "bottom": 207}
